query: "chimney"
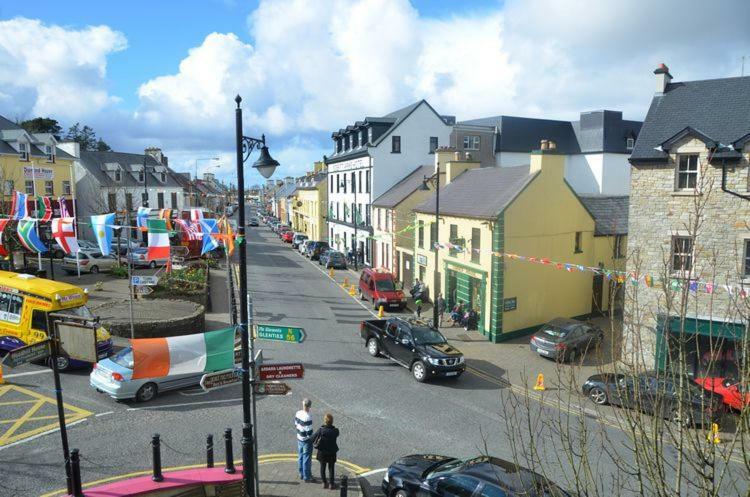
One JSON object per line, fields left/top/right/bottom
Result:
{"left": 654, "top": 63, "right": 672, "bottom": 94}
{"left": 434, "top": 146, "right": 457, "bottom": 175}
{"left": 530, "top": 138, "right": 564, "bottom": 181}
{"left": 444, "top": 150, "right": 480, "bottom": 185}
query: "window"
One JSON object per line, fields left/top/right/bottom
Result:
{"left": 114, "top": 169, "right": 122, "bottom": 182}
{"left": 614, "top": 234, "right": 625, "bottom": 259}
{"left": 358, "top": 170, "right": 362, "bottom": 193}
{"left": 4, "top": 180, "right": 13, "bottom": 196}
{"left": 336, "top": 139, "right": 342, "bottom": 153}
{"left": 449, "top": 224, "right": 459, "bottom": 256}
{"left": 463, "top": 135, "right": 480, "bottom": 150}
{"left": 677, "top": 154, "right": 699, "bottom": 190}
{"left": 336, "top": 174, "right": 340, "bottom": 193}
{"left": 342, "top": 176, "right": 347, "bottom": 194}
{"left": 433, "top": 475, "right": 480, "bottom": 497}
{"left": 366, "top": 204, "right": 371, "bottom": 225}
{"left": 125, "top": 193, "right": 133, "bottom": 212}
{"left": 142, "top": 192, "right": 149, "bottom": 206}
{"left": 0, "top": 291, "right": 24, "bottom": 324}
{"left": 471, "top": 228, "right": 481, "bottom": 263}
{"left": 62, "top": 181, "right": 71, "bottom": 195}
{"left": 25, "top": 180, "right": 34, "bottom": 195}
{"left": 745, "top": 240, "right": 750, "bottom": 277}
{"left": 171, "top": 192, "right": 178, "bottom": 208}
{"left": 138, "top": 171, "right": 144, "bottom": 182}
{"left": 358, "top": 130, "right": 363, "bottom": 147}
{"left": 351, "top": 172, "right": 356, "bottom": 192}
{"left": 19, "top": 142, "right": 28, "bottom": 161}
{"left": 671, "top": 236, "right": 693, "bottom": 272}
{"left": 430, "top": 222, "right": 437, "bottom": 248}
{"left": 45, "top": 144, "right": 55, "bottom": 162}
{"left": 626, "top": 137, "right": 635, "bottom": 150}
{"left": 366, "top": 170, "right": 370, "bottom": 193}
{"left": 44, "top": 181, "right": 53, "bottom": 196}
{"left": 349, "top": 134, "right": 354, "bottom": 150}
{"left": 330, "top": 176, "right": 334, "bottom": 193}
{"left": 108, "top": 193, "right": 117, "bottom": 212}
{"left": 31, "top": 310, "right": 48, "bottom": 332}
{"left": 418, "top": 221, "right": 424, "bottom": 249}
{"left": 157, "top": 193, "right": 164, "bottom": 209}
{"left": 392, "top": 136, "right": 401, "bottom": 153}
{"left": 377, "top": 209, "right": 381, "bottom": 230}
{"left": 574, "top": 231, "right": 583, "bottom": 253}
{"left": 159, "top": 172, "right": 166, "bottom": 182}
{"left": 429, "top": 136, "right": 439, "bottom": 153}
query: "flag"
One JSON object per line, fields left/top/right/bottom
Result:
{"left": 51, "top": 217, "right": 79, "bottom": 255}
{"left": 200, "top": 219, "right": 219, "bottom": 255}
{"left": 17, "top": 219, "right": 47, "bottom": 253}
{"left": 36, "top": 196, "right": 52, "bottom": 222}
{"left": 147, "top": 219, "right": 170, "bottom": 261}
{"left": 129, "top": 328, "right": 235, "bottom": 380}
{"left": 174, "top": 219, "right": 200, "bottom": 241}
{"left": 10, "top": 191, "right": 27, "bottom": 220}
{"left": 190, "top": 209, "right": 204, "bottom": 222}
{"left": 158, "top": 209, "right": 173, "bottom": 231}
{"left": 0, "top": 219, "right": 9, "bottom": 256}
{"left": 91, "top": 213, "right": 115, "bottom": 256}
{"left": 219, "top": 217, "right": 235, "bottom": 256}
{"left": 136, "top": 207, "right": 150, "bottom": 231}
{"left": 58, "top": 197, "right": 71, "bottom": 218}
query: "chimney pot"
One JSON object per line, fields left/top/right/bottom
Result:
{"left": 464, "top": 152, "right": 472, "bottom": 161}
{"left": 454, "top": 151, "right": 461, "bottom": 161}
{"left": 548, "top": 140, "right": 557, "bottom": 150}
{"left": 540, "top": 140, "right": 549, "bottom": 150}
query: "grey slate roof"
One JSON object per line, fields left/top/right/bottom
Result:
{"left": 373, "top": 165, "right": 433, "bottom": 208}
{"left": 0, "top": 116, "right": 22, "bottom": 130}
{"left": 631, "top": 76, "right": 750, "bottom": 162}
{"left": 577, "top": 195, "right": 629, "bottom": 236}
{"left": 414, "top": 165, "right": 537, "bottom": 219}
{"left": 297, "top": 172, "right": 327, "bottom": 190}
{"left": 79, "top": 150, "right": 183, "bottom": 189}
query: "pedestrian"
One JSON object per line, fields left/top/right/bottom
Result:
{"left": 312, "top": 413, "right": 340, "bottom": 489}
{"left": 436, "top": 293, "right": 446, "bottom": 327}
{"left": 450, "top": 301, "right": 464, "bottom": 327}
{"left": 294, "top": 398, "right": 315, "bottom": 482}
{"left": 410, "top": 279, "right": 421, "bottom": 300}
{"left": 415, "top": 297, "right": 423, "bottom": 317}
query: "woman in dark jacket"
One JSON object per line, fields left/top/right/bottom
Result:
{"left": 313, "top": 413, "right": 340, "bottom": 489}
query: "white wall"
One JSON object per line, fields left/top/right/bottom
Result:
{"left": 496, "top": 151, "right": 530, "bottom": 167}
{"left": 600, "top": 153, "right": 631, "bottom": 195}
{"left": 565, "top": 153, "right": 630, "bottom": 195}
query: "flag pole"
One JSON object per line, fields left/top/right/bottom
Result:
{"left": 30, "top": 159, "right": 43, "bottom": 272}
{"left": 67, "top": 159, "right": 81, "bottom": 278}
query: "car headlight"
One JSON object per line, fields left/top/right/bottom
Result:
{"left": 383, "top": 471, "right": 389, "bottom": 482}
{"left": 458, "top": 356, "right": 465, "bottom": 364}
{"left": 427, "top": 357, "right": 440, "bottom": 366}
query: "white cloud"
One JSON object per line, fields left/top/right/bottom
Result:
{"left": 0, "top": 17, "right": 126, "bottom": 120}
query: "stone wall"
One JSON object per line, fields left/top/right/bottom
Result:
{"left": 93, "top": 299, "right": 206, "bottom": 339}
{"left": 624, "top": 138, "right": 750, "bottom": 367}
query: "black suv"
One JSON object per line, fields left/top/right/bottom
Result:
{"left": 360, "top": 317, "right": 465, "bottom": 382}
{"left": 306, "top": 241, "right": 329, "bottom": 260}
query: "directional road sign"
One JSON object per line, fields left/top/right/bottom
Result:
{"left": 132, "top": 275, "right": 159, "bottom": 286}
{"left": 253, "top": 381, "right": 291, "bottom": 396}
{"left": 255, "top": 324, "right": 306, "bottom": 344}
{"left": 171, "top": 256, "right": 185, "bottom": 264}
{"left": 259, "top": 363, "right": 304, "bottom": 381}
{"left": 200, "top": 369, "right": 241, "bottom": 391}
{"left": 3, "top": 339, "right": 51, "bottom": 368}
{"left": 133, "top": 286, "right": 154, "bottom": 296}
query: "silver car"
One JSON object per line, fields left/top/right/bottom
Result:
{"left": 62, "top": 251, "right": 119, "bottom": 274}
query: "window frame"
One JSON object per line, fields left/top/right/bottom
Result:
{"left": 626, "top": 137, "right": 635, "bottom": 150}
{"left": 463, "top": 135, "right": 480, "bottom": 150}
{"left": 19, "top": 142, "right": 28, "bottom": 161}
{"left": 613, "top": 234, "right": 625, "bottom": 259}
{"left": 429, "top": 136, "right": 438, "bottom": 154}
{"left": 745, "top": 240, "right": 750, "bottom": 278}
{"left": 45, "top": 144, "right": 55, "bottom": 162}
{"left": 62, "top": 180, "right": 71, "bottom": 195}
{"left": 25, "top": 180, "right": 34, "bottom": 195}
{"left": 676, "top": 154, "right": 699, "bottom": 191}
{"left": 574, "top": 231, "right": 583, "bottom": 254}
{"left": 671, "top": 235, "right": 694, "bottom": 273}
{"left": 391, "top": 135, "right": 401, "bottom": 154}
{"left": 418, "top": 221, "right": 425, "bottom": 249}
{"left": 114, "top": 168, "right": 122, "bottom": 182}
{"left": 44, "top": 180, "right": 54, "bottom": 196}
{"left": 4, "top": 180, "right": 14, "bottom": 196}
{"left": 471, "top": 228, "right": 481, "bottom": 264}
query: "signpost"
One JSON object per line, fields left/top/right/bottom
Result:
{"left": 133, "top": 286, "right": 154, "bottom": 296}
{"left": 233, "top": 348, "right": 263, "bottom": 366}
{"left": 258, "top": 363, "right": 304, "bottom": 381}
{"left": 255, "top": 324, "right": 306, "bottom": 344}
{"left": 2, "top": 339, "right": 51, "bottom": 368}
{"left": 131, "top": 275, "right": 159, "bottom": 286}
{"left": 253, "top": 381, "right": 291, "bottom": 396}
{"left": 200, "top": 369, "right": 241, "bottom": 391}
{"left": 55, "top": 322, "right": 98, "bottom": 363}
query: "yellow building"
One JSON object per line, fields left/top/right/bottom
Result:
{"left": 0, "top": 116, "right": 76, "bottom": 214}
{"left": 413, "top": 144, "right": 626, "bottom": 342}
{"left": 291, "top": 162, "right": 327, "bottom": 240}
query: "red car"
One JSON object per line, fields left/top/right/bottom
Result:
{"left": 358, "top": 268, "right": 407, "bottom": 310}
{"left": 694, "top": 377, "right": 750, "bottom": 411}
{"left": 281, "top": 231, "right": 294, "bottom": 243}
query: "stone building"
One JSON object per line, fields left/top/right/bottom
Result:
{"left": 625, "top": 64, "right": 750, "bottom": 372}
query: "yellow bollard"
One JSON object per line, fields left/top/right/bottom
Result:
{"left": 378, "top": 305, "right": 384, "bottom": 318}
{"left": 707, "top": 423, "right": 721, "bottom": 444}
{"left": 533, "top": 373, "right": 545, "bottom": 391}
{"left": 343, "top": 276, "right": 349, "bottom": 287}
{"left": 348, "top": 285, "right": 356, "bottom": 296}
{"left": 329, "top": 267, "right": 334, "bottom": 278}
{"left": 0, "top": 364, "right": 4, "bottom": 385}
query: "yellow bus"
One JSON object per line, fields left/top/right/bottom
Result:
{"left": 0, "top": 271, "right": 112, "bottom": 370}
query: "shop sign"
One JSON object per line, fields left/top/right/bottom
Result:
{"left": 417, "top": 254, "right": 427, "bottom": 266}
{"left": 503, "top": 297, "right": 517, "bottom": 312}
{"left": 23, "top": 166, "right": 54, "bottom": 180}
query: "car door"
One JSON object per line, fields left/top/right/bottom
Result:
{"left": 421, "top": 475, "right": 481, "bottom": 497}
{"left": 390, "top": 326, "right": 415, "bottom": 366}
{"left": 381, "top": 321, "right": 401, "bottom": 359}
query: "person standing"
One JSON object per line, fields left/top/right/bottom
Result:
{"left": 295, "top": 398, "right": 315, "bottom": 482}
{"left": 415, "top": 297, "right": 423, "bottom": 318}
{"left": 436, "top": 293, "right": 446, "bottom": 327}
{"left": 313, "top": 413, "right": 340, "bottom": 489}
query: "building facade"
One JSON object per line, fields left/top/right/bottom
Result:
{"left": 292, "top": 162, "right": 327, "bottom": 241}
{"left": 326, "top": 100, "right": 453, "bottom": 263}
{"left": 625, "top": 65, "right": 750, "bottom": 371}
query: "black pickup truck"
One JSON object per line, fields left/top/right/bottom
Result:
{"left": 360, "top": 317, "right": 465, "bottom": 382}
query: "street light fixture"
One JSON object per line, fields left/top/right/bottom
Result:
{"left": 420, "top": 169, "right": 441, "bottom": 327}
{"left": 234, "top": 94, "right": 279, "bottom": 497}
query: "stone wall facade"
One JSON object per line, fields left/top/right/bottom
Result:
{"left": 624, "top": 137, "right": 750, "bottom": 367}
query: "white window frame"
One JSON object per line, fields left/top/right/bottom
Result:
{"left": 19, "top": 142, "right": 28, "bottom": 161}
{"left": 24, "top": 180, "right": 34, "bottom": 195}
{"left": 676, "top": 154, "right": 699, "bottom": 191}
{"left": 358, "top": 130, "right": 363, "bottom": 148}
{"left": 114, "top": 168, "right": 122, "bottom": 182}
{"left": 45, "top": 144, "right": 55, "bottom": 162}
{"left": 367, "top": 128, "right": 373, "bottom": 144}
{"left": 671, "top": 235, "right": 694, "bottom": 273}
{"left": 62, "top": 180, "right": 71, "bottom": 195}
{"left": 44, "top": 180, "right": 54, "bottom": 196}
{"left": 463, "top": 135, "right": 480, "bottom": 150}
{"left": 626, "top": 138, "right": 635, "bottom": 150}
{"left": 4, "top": 180, "right": 13, "bottom": 196}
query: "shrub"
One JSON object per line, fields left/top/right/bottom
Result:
{"left": 110, "top": 264, "right": 128, "bottom": 279}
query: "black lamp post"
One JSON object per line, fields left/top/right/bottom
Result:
{"left": 420, "top": 168, "right": 440, "bottom": 327}
{"left": 235, "top": 95, "right": 279, "bottom": 497}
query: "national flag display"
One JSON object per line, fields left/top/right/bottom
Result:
{"left": 136, "top": 207, "right": 150, "bottom": 231}
{"left": 218, "top": 217, "right": 235, "bottom": 256}
{"left": 158, "top": 209, "right": 173, "bottom": 230}
{"left": 0, "top": 219, "right": 10, "bottom": 256}
{"left": 147, "top": 219, "right": 170, "bottom": 261}
{"left": 91, "top": 213, "right": 115, "bottom": 256}
{"left": 190, "top": 209, "right": 204, "bottom": 222}
{"left": 17, "top": 219, "right": 47, "bottom": 253}
{"left": 36, "top": 196, "right": 52, "bottom": 222}
{"left": 10, "top": 191, "right": 27, "bottom": 220}
{"left": 130, "top": 328, "right": 235, "bottom": 379}
{"left": 52, "top": 217, "right": 79, "bottom": 255}
{"left": 200, "top": 218, "right": 219, "bottom": 255}
{"left": 58, "top": 197, "right": 71, "bottom": 218}
{"left": 174, "top": 219, "right": 200, "bottom": 241}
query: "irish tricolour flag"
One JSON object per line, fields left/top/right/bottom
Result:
{"left": 147, "top": 219, "right": 170, "bottom": 261}
{"left": 130, "top": 328, "right": 235, "bottom": 379}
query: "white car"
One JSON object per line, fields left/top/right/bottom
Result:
{"left": 299, "top": 240, "right": 311, "bottom": 255}
{"left": 62, "top": 251, "right": 119, "bottom": 274}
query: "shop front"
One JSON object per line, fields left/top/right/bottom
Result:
{"left": 444, "top": 261, "right": 486, "bottom": 335}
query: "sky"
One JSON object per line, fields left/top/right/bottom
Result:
{"left": 0, "top": 0, "right": 748, "bottom": 186}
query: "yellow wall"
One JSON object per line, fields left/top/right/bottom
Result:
{"left": 0, "top": 155, "right": 75, "bottom": 205}
{"left": 295, "top": 182, "right": 327, "bottom": 241}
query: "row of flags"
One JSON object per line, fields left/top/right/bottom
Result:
{"left": 9, "top": 191, "right": 70, "bottom": 221}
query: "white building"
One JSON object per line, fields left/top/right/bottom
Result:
{"left": 325, "top": 100, "right": 453, "bottom": 264}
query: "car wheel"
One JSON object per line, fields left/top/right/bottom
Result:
{"left": 358, "top": 289, "right": 365, "bottom": 301}
{"left": 49, "top": 355, "right": 71, "bottom": 372}
{"left": 589, "top": 386, "right": 608, "bottom": 405}
{"left": 149, "top": 261, "right": 157, "bottom": 269}
{"left": 54, "top": 249, "right": 65, "bottom": 259}
{"left": 90, "top": 265, "right": 99, "bottom": 274}
{"left": 412, "top": 361, "right": 427, "bottom": 383}
{"left": 394, "top": 490, "right": 409, "bottom": 497}
{"left": 367, "top": 338, "right": 380, "bottom": 357}
{"left": 136, "top": 383, "right": 158, "bottom": 403}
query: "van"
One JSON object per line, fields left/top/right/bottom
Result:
{"left": 0, "top": 271, "right": 112, "bottom": 370}
{"left": 358, "top": 268, "right": 407, "bottom": 310}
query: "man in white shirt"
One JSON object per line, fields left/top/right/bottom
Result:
{"left": 294, "top": 398, "right": 315, "bottom": 482}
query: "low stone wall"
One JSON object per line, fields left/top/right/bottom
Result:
{"left": 91, "top": 298, "right": 206, "bottom": 339}
{"left": 145, "top": 264, "right": 212, "bottom": 311}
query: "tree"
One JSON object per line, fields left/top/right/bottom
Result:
{"left": 65, "top": 123, "right": 111, "bottom": 152}
{"left": 95, "top": 138, "right": 111, "bottom": 152}
{"left": 20, "top": 117, "right": 62, "bottom": 137}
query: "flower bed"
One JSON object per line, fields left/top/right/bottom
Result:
{"left": 147, "top": 262, "right": 211, "bottom": 310}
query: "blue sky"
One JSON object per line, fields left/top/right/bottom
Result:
{"left": 0, "top": 0, "right": 746, "bottom": 186}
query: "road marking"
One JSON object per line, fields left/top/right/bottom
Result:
{"left": 359, "top": 467, "right": 387, "bottom": 477}
{"left": 95, "top": 411, "right": 114, "bottom": 417}
{"left": 4, "top": 369, "right": 53, "bottom": 378}
{"left": 0, "top": 418, "right": 87, "bottom": 452}
{"left": 126, "top": 397, "right": 242, "bottom": 411}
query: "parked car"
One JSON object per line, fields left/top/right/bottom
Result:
{"left": 321, "top": 250, "right": 346, "bottom": 269}
{"left": 582, "top": 372, "right": 722, "bottom": 426}
{"left": 281, "top": 231, "right": 294, "bottom": 243}
{"left": 317, "top": 248, "right": 332, "bottom": 265}
{"left": 694, "top": 377, "right": 750, "bottom": 411}
{"left": 62, "top": 251, "right": 119, "bottom": 274}
{"left": 109, "top": 239, "right": 142, "bottom": 256}
{"left": 307, "top": 241, "right": 329, "bottom": 260}
{"left": 361, "top": 317, "right": 465, "bottom": 382}
{"left": 292, "top": 233, "right": 308, "bottom": 249}
{"left": 277, "top": 226, "right": 291, "bottom": 238}
{"left": 382, "top": 454, "right": 571, "bottom": 497}
{"left": 121, "top": 248, "right": 168, "bottom": 268}
{"left": 77, "top": 240, "right": 99, "bottom": 252}
{"left": 358, "top": 267, "right": 407, "bottom": 310}
{"left": 248, "top": 217, "right": 259, "bottom": 227}
{"left": 529, "top": 318, "right": 603, "bottom": 362}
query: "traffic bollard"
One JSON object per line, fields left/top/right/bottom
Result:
{"left": 340, "top": 474, "right": 348, "bottom": 497}
{"left": 224, "top": 428, "right": 236, "bottom": 474}
{"left": 70, "top": 449, "right": 83, "bottom": 497}
{"left": 206, "top": 434, "right": 214, "bottom": 468}
{"left": 151, "top": 434, "right": 164, "bottom": 482}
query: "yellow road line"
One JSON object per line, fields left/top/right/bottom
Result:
{"left": 0, "top": 399, "right": 44, "bottom": 443}
{"left": 0, "top": 414, "right": 60, "bottom": 425}
{"left": 0, "top": 400, "right": 39, "bottom": 406}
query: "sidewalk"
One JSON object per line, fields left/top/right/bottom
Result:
{"left": 259, "top": 460, "right": 362, "bottom": 497}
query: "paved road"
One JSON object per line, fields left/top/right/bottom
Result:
{"left": 1, "top": 207, "right": 747, "bottom": 497}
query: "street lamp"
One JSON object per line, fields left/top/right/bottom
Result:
{"left": 420, "top": 169, "right": 441, "bottom": 327}
{"left": 234, "top": 94, "right": 279, "bottom": 497}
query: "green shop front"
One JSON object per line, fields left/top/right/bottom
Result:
{"left": 444, "top": 260, "right": 486, "bottom": 335}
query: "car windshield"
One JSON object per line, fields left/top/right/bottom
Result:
{"left": 412, "top": 327, "right": 447, "bottom": 345}
{"left": 541, "top": 325, "right": 568, "bottom": 338}
{"left": 111, "top": 347, "right": 134, "bottom": 369}
{"left": 57, "top": 305, "right": 95, "bottom": 320}
{"left": 374, "top": 279, "right": 396, "bottom": 291}
{"left": 425, "top": 458, "right": 468, "bottom": 479}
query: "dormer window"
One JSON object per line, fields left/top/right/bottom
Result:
{"left": 336, "top": 138, "right": 342, "bottom": 153}
{"left": 138, "top": 171, "right": 145, "bottom": 182}
{"left": 45, "top": 144, "right": 55, "bottom": 162}
{"left": 368, "top": 127, "right": 373, "bottom": 144}
{"left": 160, "top": 172, "right": 166, "bottom": 182}
{"left": 626, "top": 137, "right": 635, "bottom": 150}
{"left": 114, "top": 168, "right": 122, "bottom": 182}
{"left": 19, "top": 142, "right": 28, "bottom": 161}
{"left": 349, "top": 134, "right": 354, "bottom": 150}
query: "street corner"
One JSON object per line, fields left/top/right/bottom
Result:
{"left": 258, "top": 454, "right": 370, "bottom": 497}
{"left": 0, "top": 384, "right": 92, "bottom": 448}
